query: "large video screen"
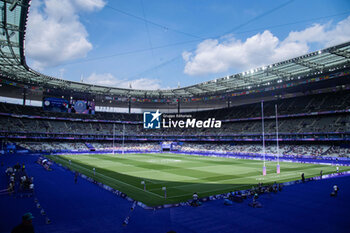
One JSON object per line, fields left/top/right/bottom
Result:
{"left": 43, "top": 97, "right": 69, "bottom": 113}
{"left": 68, "top": 100, "right": 95, "bottom": 115}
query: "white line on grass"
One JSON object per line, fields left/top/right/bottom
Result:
{"left": 168, "top": 170, "right": 300, "bottom": 190}
{"left": 61, "top": 154, "right": 162, "bottom": 185}
{"left": 157, "top": 184, "right": 253, "bottom": 199}
{"left": 51, "top": 155, "right": 164, "bottom": 198}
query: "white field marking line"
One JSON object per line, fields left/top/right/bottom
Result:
{"left": 93, "top": 153, "right": 279, "bottom": 168}
{"left": 103, "top": 155, "right": 278, "bottom": 184}
{"left": 125, "top": 170, "right": 195, "bottom": 184}
{"left": 167, "top": 171, "right": 301, "bottom": 190}
{"left": 155, "top": 165, "right": 309, "bottom": 191}
{"left": 59, "top": 154, "right": 160, "bottom": 185}
{"left": 124, "top": 161, "right": 314, "bottom": 187}
{"left": 157, "top": 168, "right": 322, "bottom": 199}
{"left": 82, "top": 154, "right": 334, "bottom": 170}
{"left": 127, "top": 169, "right": 193, "bottom": 180}
{"left": 153, "top": 155, "right": 275, "bottom": 169}
{"left": 52, "top": 155, "right": 163, "bottom": 198}
{"left": 153, "top": 171, "right": 309, "bottom": 199}
{"left": 157, "top": 153, "right": 303, "bottom": 165}
{"left": 60, "top": 156, "right": 141, "bottom": 170}
{"left": 68, "top": 154, "right": 202, "bottom": 185}
{"left": 126, "top": 166, "right": 222, "bottom": 176}
{"left": 156, "top": 184, "right": 253, "bottom": 199}
{"left": 57, "top": 155, "right": 162, "bottom": 193}
{"left": 63, "top": 154, "right": 331, "bottom": 177}
{"left": 170, "top": 153, "right": 324, "bottom": 166}
{"left": 95, "top": 154, "right": 188, "bottom": 169}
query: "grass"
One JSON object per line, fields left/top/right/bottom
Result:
{"left": 46, "top": 153, "right": 350, "bottom": 206}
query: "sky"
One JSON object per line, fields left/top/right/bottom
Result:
{"left": 24, "top": 0, "right": 350, "bottom": 90}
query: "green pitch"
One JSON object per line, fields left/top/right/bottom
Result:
{"left": 46, "top": 153, "right": 350, "bottom": 206}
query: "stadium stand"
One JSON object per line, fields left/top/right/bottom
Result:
{"left": 0, "top": 89, "right": 349, "bottom": 159}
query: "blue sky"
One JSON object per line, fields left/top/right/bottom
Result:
{"left": 25, "top": 0, "right": 350, "bottom": 90}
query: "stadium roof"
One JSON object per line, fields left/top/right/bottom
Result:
{"left": 1, "top": 0, "right": 350, "bottom": 99}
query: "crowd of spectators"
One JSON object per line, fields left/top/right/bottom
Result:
{"left": 192, "top": 181, "right": 284, "bottom": 208}
{"left": 91, "top": 142, "right": 160, "bottom": 151}
{"left": 1, "top": 90, "right": 349, "bottom": 158}
{"left": 4, "top": 163, "right": 34, "bottom": 196}
{"left": 325, "top": 146, "right": 350, "bottom": 158}
{"left": 0, "top": 114, "right": 348, "bottom": 136}
{"left": 19, "top": 142, "right": 87, "bottom": 152}
{"left": 17, "top": 142, "right": 161, "bottom": 152}
{"left": 3, "top": 90, "right": 348, "bottom": 121}
{"left": 0, "top": 90, "right": 349, "bottom": 136}
{"left": 189, "top": 90, "right": 350, "bottom": 120}
{"left": 12, "top": 141, "right": 350, "bottom": 158}
{"left": 178, "top": 143, "right": 349, "bottom": 158}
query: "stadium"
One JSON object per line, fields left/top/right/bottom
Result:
{"left": 1, "top": 0, "right": 350, "bottom": 232}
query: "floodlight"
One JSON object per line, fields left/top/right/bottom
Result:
{"left": 9, "top": 0, "right": 19, "bottom": 12}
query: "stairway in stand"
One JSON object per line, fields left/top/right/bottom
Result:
{"left": 85, "top": 142, "right": 96, "bottom": 151}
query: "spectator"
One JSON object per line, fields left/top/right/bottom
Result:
{"left": 278, "top": 184, "right": 283, "bottom": 192}
{"left": 258, "top": 182, "right": 263, "bottom": 193}
{"left": 29, "top": 183, "right": 34, "bottom": 194}
{"left": 232, "top": 191, "right": 244, "bottom": 203}
{"left": 13, "top": 163, "right": 21, "bottom": 172}
{"left": 10, "top": 174, "right": 15, "bottom": 183}
{"left": 192, "top": 192, "right": 199, "bottom": 206}
{"left": 253, "top": 193, "right": 259, "bottom": 203}
{"left": 224, "top": 198, "right": 233, "bottom": 205}
{"left": 5, "top": 167, "right": 13, "bottom": 176}
{"left": 74, "top": 172, "right": 78, "bottom": 184}
{"left": 273, "top": 182, "right": 278, "bottom": 193}
{"left": 21, "top": 176, "right": 27, "bottom": 183}
{"left": 249, "top": 193, "right": 262, "bottom": 208}
{"left": 11, "top": 212, "right": 35, "bottom": 233}
{"left": 331, "top": 185, "right": 339, "bottom": 197}
{"left": 228, "top": 191, "right": 235, "bottom": 200}
{"left": 8, "top": 182, "right": 14, "bottom": 195}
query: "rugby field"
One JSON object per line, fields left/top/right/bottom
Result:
{"left": 46, "top": 153, "right": 349, "bottom": 206}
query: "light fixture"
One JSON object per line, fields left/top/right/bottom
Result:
{"left": 9, "top": 0, "right": 19, "bottom": 11}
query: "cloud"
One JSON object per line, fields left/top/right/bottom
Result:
{"left": 183, "top": 30, "right": 307, "bottom": 75}
{"left": 183, "top": 16, "right": 350, "bottom": 76}
{"left": 285, "top": 17, "right": 350, "bottom": 47}
{"left": 26, "top": 0, "right": 106, "bottom": 70}
{"left": 85, "top": 73, "right": 162, "bottom": 90}
{"left": 73, "top": 0, "right": 106, "bottom": 12}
